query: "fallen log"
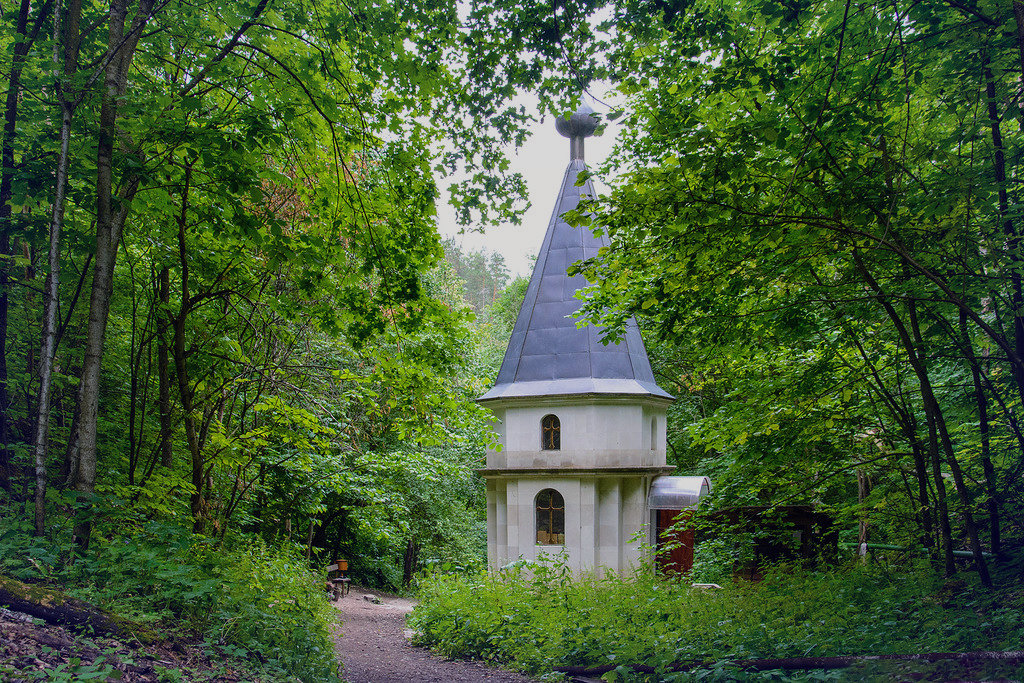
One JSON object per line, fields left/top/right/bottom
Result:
{"left": 555, "top": 650, "right": 1024, "bottom": 676}
{"left": 733, "top": 651, "right": 1024, "bottom": 671}
{"left": 0, "top": 575, "right": 159, "bottom": 644}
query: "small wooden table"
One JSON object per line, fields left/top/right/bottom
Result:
{"left": 327, "top": 559, "right": 350, "bottom": 600}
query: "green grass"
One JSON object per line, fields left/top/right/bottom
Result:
{"left": 409, "top": 558, "right": 1024, "bottom": 681}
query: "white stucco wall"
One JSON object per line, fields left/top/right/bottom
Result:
{"left": 484, "top": 398, "right": 669, "bottom": 470}
{"left": 487, "top": 474, "right": 650, "bottom": 574}
{"left": 482, "top": 395, "right": 670, "bottom": 575}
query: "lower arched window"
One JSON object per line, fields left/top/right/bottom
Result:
{"left": 536, "top": 488, "right": 565, "bottom": 545}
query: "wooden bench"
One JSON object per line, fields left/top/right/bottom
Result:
{"left": 326, "top": 559, "right": 350, "bottom": 601}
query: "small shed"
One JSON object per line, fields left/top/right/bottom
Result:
{"left": 706, "top": 505, "right": 838, "bottom": 579}
{"left": 648, "top": 476, "right": 711, "bottom": 575}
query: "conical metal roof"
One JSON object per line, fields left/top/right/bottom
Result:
{"left": 479, "top": 106, "right": 673, "bottom": 403}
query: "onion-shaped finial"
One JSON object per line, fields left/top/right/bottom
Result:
{"left": 555, "top": 101, "right": 600, "bottom": 160}
{"left": 555, "top": 101, "right": 600, "bottom": 139}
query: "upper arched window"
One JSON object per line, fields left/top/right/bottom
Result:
{"left": 536, "top": 488, "right": 565, "bottom": 545}
{"left": 541, "top": 414, "right": 560, "bottom": 450}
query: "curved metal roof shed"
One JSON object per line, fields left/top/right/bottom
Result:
{"left": 649, "top": 476, "right": 711, "bottom": 510}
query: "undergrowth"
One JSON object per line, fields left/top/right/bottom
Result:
{"left": 409, "top": 557, "right": 1024, "bottom": 681}
{"left": 0, "top": 509, "right": 340, "bottom": 682}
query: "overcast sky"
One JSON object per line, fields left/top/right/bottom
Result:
{"left": 436, "top": 96, "right": 622, "bottom": 278}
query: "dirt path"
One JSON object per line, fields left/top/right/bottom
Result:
{"left": 332, "top": 586, "right": 540, "bottom": 683}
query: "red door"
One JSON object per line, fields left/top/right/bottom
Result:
{"left": 656, "top": 509, "right": 694, "bottom": 575}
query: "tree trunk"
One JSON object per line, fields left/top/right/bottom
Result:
{"left": 0, "top": 0, "right": 35, "bottom": 494}
{"left": 402, "top": 538, "right": 419, "bottom": 587}
{"left": 156, "top": 266, "right": 173, "bottom": 467}
{"left": 33, "top": 108, "right": 74, "bottom": 535}
{"left": 854, "top": 251, "right": 990, "bottom": 585}
{"left": 983, "top": 64, "right": 1024, "bottom": 409}
{"left": 125, "top": 253, "right": 155, "bottom": 486}
{"left": 168, "top": 162, "right": 207, "bottom": 532}
{"left": 909, "top": 441, "right": 936, "bottom": 561}
{"left": 856, "top": 469, "right": 870, "bottom": 562}
{"left": 73, "top": 0, "right": 156, "bottom": 547}
{"left": 34, "top": 0, "right": 82, "bottom": 536}
{"left": 924, "top": 407, "right": 956, "bottom": 576}
{"left": 959, "top": 310, "right": 999, "bottom": 556}
{"left": 907, "top": 307, "right": 990, "bottom": 586}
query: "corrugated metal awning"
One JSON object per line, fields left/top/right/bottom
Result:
{"left": 648, "top": 476, "right": 711, "bottom": 510}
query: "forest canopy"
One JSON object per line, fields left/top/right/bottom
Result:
{"left": 566, "top": 0, "right": 1024, "bottom": 586}
{"left": 1, "top": 0, "right": 1021, "bottom": 656}
{"left": 0, "top": 0, "right": 581, "bottom": 578}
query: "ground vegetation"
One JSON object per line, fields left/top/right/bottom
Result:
{"left": 412, "top": 558, "right": 1024, "bottom": 681}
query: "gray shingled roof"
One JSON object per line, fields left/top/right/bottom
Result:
{"left": 478, "top": 154, "right": 673, "bottom": 403}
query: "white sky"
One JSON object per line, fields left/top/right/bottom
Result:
{"left": 436, "top": 96, "right": 621, "bottom": 278}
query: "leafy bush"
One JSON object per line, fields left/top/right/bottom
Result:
{"left": 61, "top": 523, "right": 341, "bottom": 682}
{"left": 410, "top": 558, "right": 1024, "bottom": 681}
{"left": 0, "top": 509, "right": 340, "bottom": 683}
{"left": 0, "top": 502, "right": 66, "bottom": 582}
{"left": 688, "top": 533, "right": 754, "bottom": 584}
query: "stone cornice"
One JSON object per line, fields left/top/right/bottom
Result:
{"left": 477, "top": 466, "right": 675, "bottom": 478}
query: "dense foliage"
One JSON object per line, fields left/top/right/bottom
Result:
{"left": 411, "top": 558, "right": 1024, "bottom": 681}
{"left": 0, "top": 0, "right": 574, "bottom": 676}
{"left": 0, "top": 0, "right": 583, "bottom": 580}
{"left": 559, "top": 0, "right": 1024, "bottom": 586}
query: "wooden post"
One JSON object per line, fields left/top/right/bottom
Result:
{"left": 857, "top": 469, "right": 871, "bottom": 564}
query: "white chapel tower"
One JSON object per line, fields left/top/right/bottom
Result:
{"left": 478, "top": 103, "right": 675, "bottom": 574}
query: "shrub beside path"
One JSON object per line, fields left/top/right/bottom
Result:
{"left": 332, "top": 586, "right": 540, "bottom": 683}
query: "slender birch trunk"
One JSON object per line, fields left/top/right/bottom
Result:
{"left": 34, "top": 0, "right": 81, "bottom": 536}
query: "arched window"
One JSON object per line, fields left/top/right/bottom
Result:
{"left": 541, "top": 414, "right": 560, "bottom": 450}
{"left": 536, "top": 489, "right": 565, "bottom": 545}
{"left": 651, "top": 417, "right": 657, "bottom": 450}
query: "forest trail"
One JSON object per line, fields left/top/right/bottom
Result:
{"left": 332, "top": 586, "right": 539, "bottom": 683}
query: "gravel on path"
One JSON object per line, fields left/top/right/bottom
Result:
{"left": 332, "top": 585, "right": 541, "bottom": 683}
